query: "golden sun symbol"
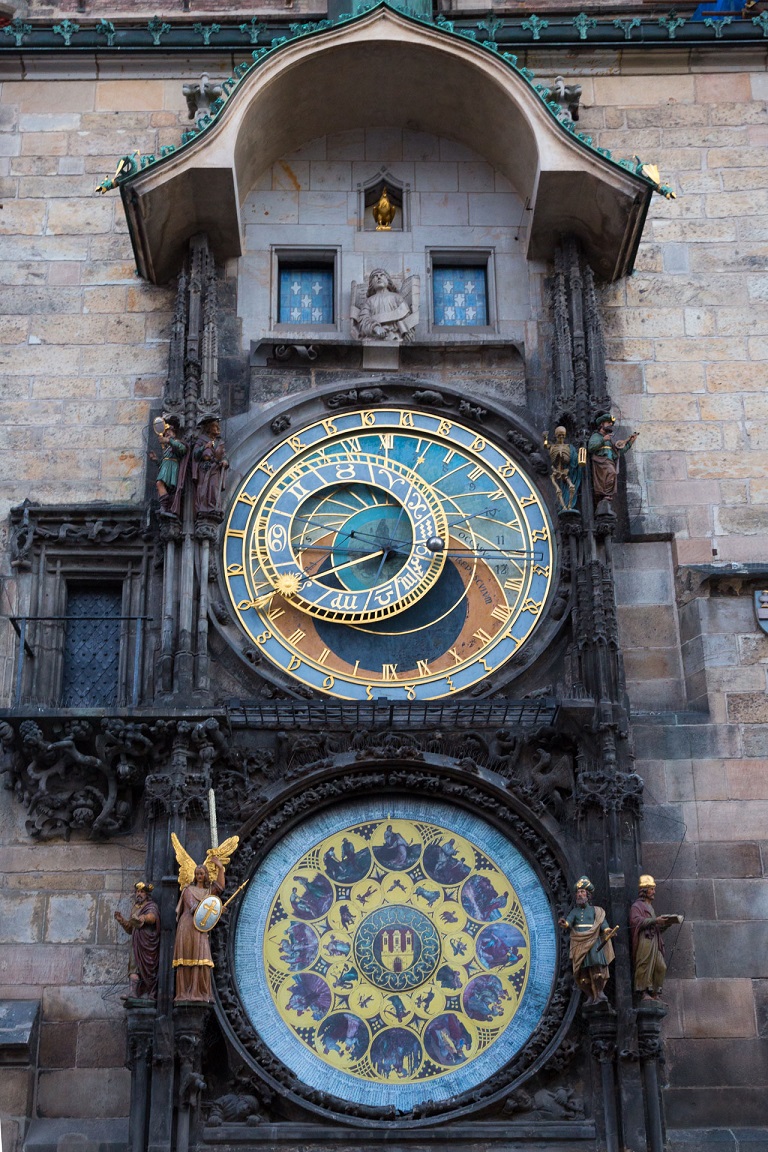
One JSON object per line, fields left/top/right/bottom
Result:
{"left": 275, "top": 573, "right": 301, "bottom": 598}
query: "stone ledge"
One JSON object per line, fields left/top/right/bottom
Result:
{"left": 23, "top": 1118, "right": 128, "bottom": 1152}
{"left": 201, "top": 1121, "right": 596, "bottom": 1145}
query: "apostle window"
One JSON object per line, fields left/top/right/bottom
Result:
{"left": 276, "top": 251, "right": 337, "bottom": 327}
{"left": 428, "top": 251, "right": 494, "bottom": 330}
{"left": 61, "top": 585, "right": 122, "bottom": 709}
{"left": 433, "top": 266, "right": 488, "bottom": 326}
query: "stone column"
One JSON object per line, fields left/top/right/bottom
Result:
{"left": 585, "top": 1003, "right": 620, "bottom": 1152}
{"left": 637, "top": 1001, "right": 668, "bottom": 1152}
{"left": 173, "top": 1002, "right": 211, "bottom": 1152}
{"left": 126, "top": 1004, "right": 155, "bottom": 1152}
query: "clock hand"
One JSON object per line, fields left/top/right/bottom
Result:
{"left": 369, "top": 502, "right": 407, "bottom": 585}
{"left": 308, "top": 548, "right": 385, "bottom": 580}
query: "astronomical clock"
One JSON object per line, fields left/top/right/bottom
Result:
{"left": 222, "top": 399, "right": 555, "bottom": 700}
{"left": 211, "top": 384, "right": 573, "bottom": 1125}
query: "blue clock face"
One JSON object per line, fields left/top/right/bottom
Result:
{"left": 223, "top": 407, "right": 554, "bottom": 700}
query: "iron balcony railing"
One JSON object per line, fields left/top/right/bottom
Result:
{"left": 7, "top": 615, "right": 149, "bottom": 709}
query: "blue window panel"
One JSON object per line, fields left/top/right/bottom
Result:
{"left": 433, "top": 266, "right": 488, "bottom": 326}
{"left": 279, "top": 267, "right": 334, "bottom": 324}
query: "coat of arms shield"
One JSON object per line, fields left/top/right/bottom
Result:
{"left": 755, "top": 590, "right": 768, "bottom": 636}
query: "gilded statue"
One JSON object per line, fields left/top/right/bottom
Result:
{"left": 372, "top": 187, "right": 397, "bottom": 230}
{"left": 558, "top": 876, "right": 618, "bottom": 1006}
{"left": 171, "top": 832, "right": 239, "bottom": 1002}
{"left": 114, "top": 881, "right": 160, "bottom": 1001}
{"left": 587, "top": 413, "right": 638, "bottom": 507}
{"left": 630, "top": 874, "right": 683, "bottom": 1001}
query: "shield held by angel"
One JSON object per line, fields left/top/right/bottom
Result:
{"left": 351, "top": 268, "right": 420, "bottom": 343}
{"left": 170, "top": 832, "right": 239, "bottom": 1003}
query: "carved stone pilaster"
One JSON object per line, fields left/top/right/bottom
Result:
{"left": 126, "top": 1004, "right": 155, "bottom": 1152}
{"left": 636, "top": 1001, "right": 668, "bottom": 1152}
{"left": 585, "top": 1002, "right": 620, "bottom": 1152}
{"left": 173, "top": 1003, "right": 211, "bottom": 1152}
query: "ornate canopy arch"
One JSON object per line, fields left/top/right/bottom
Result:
{"left": 120, "top": 4, "right": 652, "bottom": 284}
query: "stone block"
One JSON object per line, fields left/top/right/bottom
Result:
{"left": 94, "top": 80, "right": 165, "bottom": 112}
{"left": 727, "top": 695, "right": 768, "bottom": 724}
{"left": 0, "top": 1067, "right": 33, "bottom": 1115}
{"left": 0, "top": 947, "right": 82, "bottom": 987}
{"left": 46, "top": 200, "right": 113, "bottom": 236}
{"left": 695, "top": 924, "right": 768, "bottom": 978}
{"left": 37, "top": 1068, "right": 130, "bottom": 1118}
{"left": 666, "top": 918, "right": 696, "bottom": 979}
{"left": 714, "top": 879, "right": 768, "bottom": 921}
{"left": 363, "top": 127, "right": 403, "bottom": 161}
{"left": 2, "top": 81, "right": 95, "bottom": 114}
{"left": 307, "top": 161, "right": 352, "bottom": 191}
{"left": 695, "top": 760, "right": 732, "bottom": 806}
{"left": 77, "top": 1020, "right": 125, "bottom": 1069}
{"left": 457, "top": 162, "right": 495, "bottom": 192}
{"left": 325, "top": 129, "right": 364, "bottom": 161}
{"left": 618, "top": 605, "right": 679, "bottom": 650}
{"left": 737, "top": 635, "right": 768, "bottom": 665}
{"left": 627, "top": 677, "right": 686, "bottom": 712}
{"left": 0, "top": 201, "right": 46, "bottom": 236}
{"left": 623, "top": 648, "right": 682, "bottom": 682}
{"left": 0, "top": 895, "right": 45, "bottom": 944}
{"left": 82, "top": 948, "right": 124, "bottom": 990}
{"left": 593, "top": 74, "right": 694, "bottom": 105}
{"left": 42, "top": 987, "right": 122, "bottom": 1023}
{"left": 40, "top": 1022, "right": 78, "bottom": 1069}
{"left": 681, "top": 977, "right": 757, "bottom": 1035}
{"left": 755, "top": 979, "right": 768, "bottom": 1037}
{"left": 642, "top": 803, "right": 687, "bottom": 843}
{"left": 659, "top": 878, "right": 716, "bottom": 920}
{"left": 666, "top": 1088, "right": 768, "bottom": 1130}
{"left": 665, "top": 760, "right": 695, "bottom": 803}
{"left": 44, "top": 893, "right": 96, "bottom": 949}
{"left": 647, "top": 480, "right": 720, "bottom": 507}
{"left": 698, "top": 842, "right": 763, "bottom": 878}
{"left": 668, "top": 1037, "right": 768, "bottom": 1088}
{"left": 641, "top": 841, "right": 697, "bottom": 880}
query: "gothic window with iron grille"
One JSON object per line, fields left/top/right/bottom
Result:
{"left": 61, "top": 585, "right": 122, "bottom": 708}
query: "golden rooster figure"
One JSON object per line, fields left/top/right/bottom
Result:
{"left": 171, "top": 832, "right": 239, "bottom": 1002}
{"left": 372, "top": 187, "right": 397, "bottom": 230}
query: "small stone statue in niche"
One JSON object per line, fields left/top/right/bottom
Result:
{"left": 351, "top": 268, "right": 419, "bottom": 342}
{"left": 171, "top": 832, "right": 239, "bottom": 1002}
{"left": 151, "top": 415, "right": 187, "bottom": 517}
{"left": 372, "top": 187, "right": 397, "bottom": 231}
{"left": 191, "top": 416, "right": 229, "bottom": 517}
{"left": 559, "top": 876, "right": 618, "bottom": 1006}
{"left": 114, "top": 881, "right": 161, "bottom": 1001}
{"left": 630, "top": 874, "right": 683, "bottom": 1001}
{"left": 544, "top": 426, "right": 584, "bottom": 510}
{"left": 587, "top": 413, "right": 638, "bottom": 508}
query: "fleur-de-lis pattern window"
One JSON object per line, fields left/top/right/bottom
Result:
{"left": 279, "top": 267, "right": 334, "bottom": 324}
{"left": 432, "top": 266, "right": 488, "bottom": 326}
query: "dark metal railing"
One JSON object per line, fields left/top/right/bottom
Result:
{"left": 226, "top": 696, "right": 558, "bottom": 730}
{"left": 7, "top": 615, "right": 150, "bottom": 709}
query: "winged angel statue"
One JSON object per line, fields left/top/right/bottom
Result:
{"left": 351, "top": 268, "right": 420, "bottom": 342}
{"left": 171, "top": 832, "right": 239, "bottom": 1002}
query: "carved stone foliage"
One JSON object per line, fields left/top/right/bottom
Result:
{"left": 574, "top": 764, "right": 644, "bottom": 816}
{"left": 9, "top": 501, "right": 144, "bottom": 570}
{"left": 3, "top": 718, "right": 174, "bottom": 840}
{"left": 211, "top": 762, "right": 574, "bottom": 1125}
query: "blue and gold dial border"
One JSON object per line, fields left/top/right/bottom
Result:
{"left": 234, "top": 797, "right": 557, "bottom": 1109}
{"left": 223, "top": 407, "right": 555, "bottom": 700}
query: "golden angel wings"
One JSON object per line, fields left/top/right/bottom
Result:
{"left": 171, "top": 832, "right": 240, "bottom": 889}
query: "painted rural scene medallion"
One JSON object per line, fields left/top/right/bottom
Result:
{"left": 234, "top": 799, "right": 557, "bottom": 1107}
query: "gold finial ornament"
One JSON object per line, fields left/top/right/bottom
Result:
{"left": 372, "top": 187, "right": 397, "bottom": 231}
{"left": 637, "top": 159, "right": 676, "bottom": 200}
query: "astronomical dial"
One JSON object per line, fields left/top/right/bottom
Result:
{"left": 223, "top": 407, "right": 554, "bottom": 700}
